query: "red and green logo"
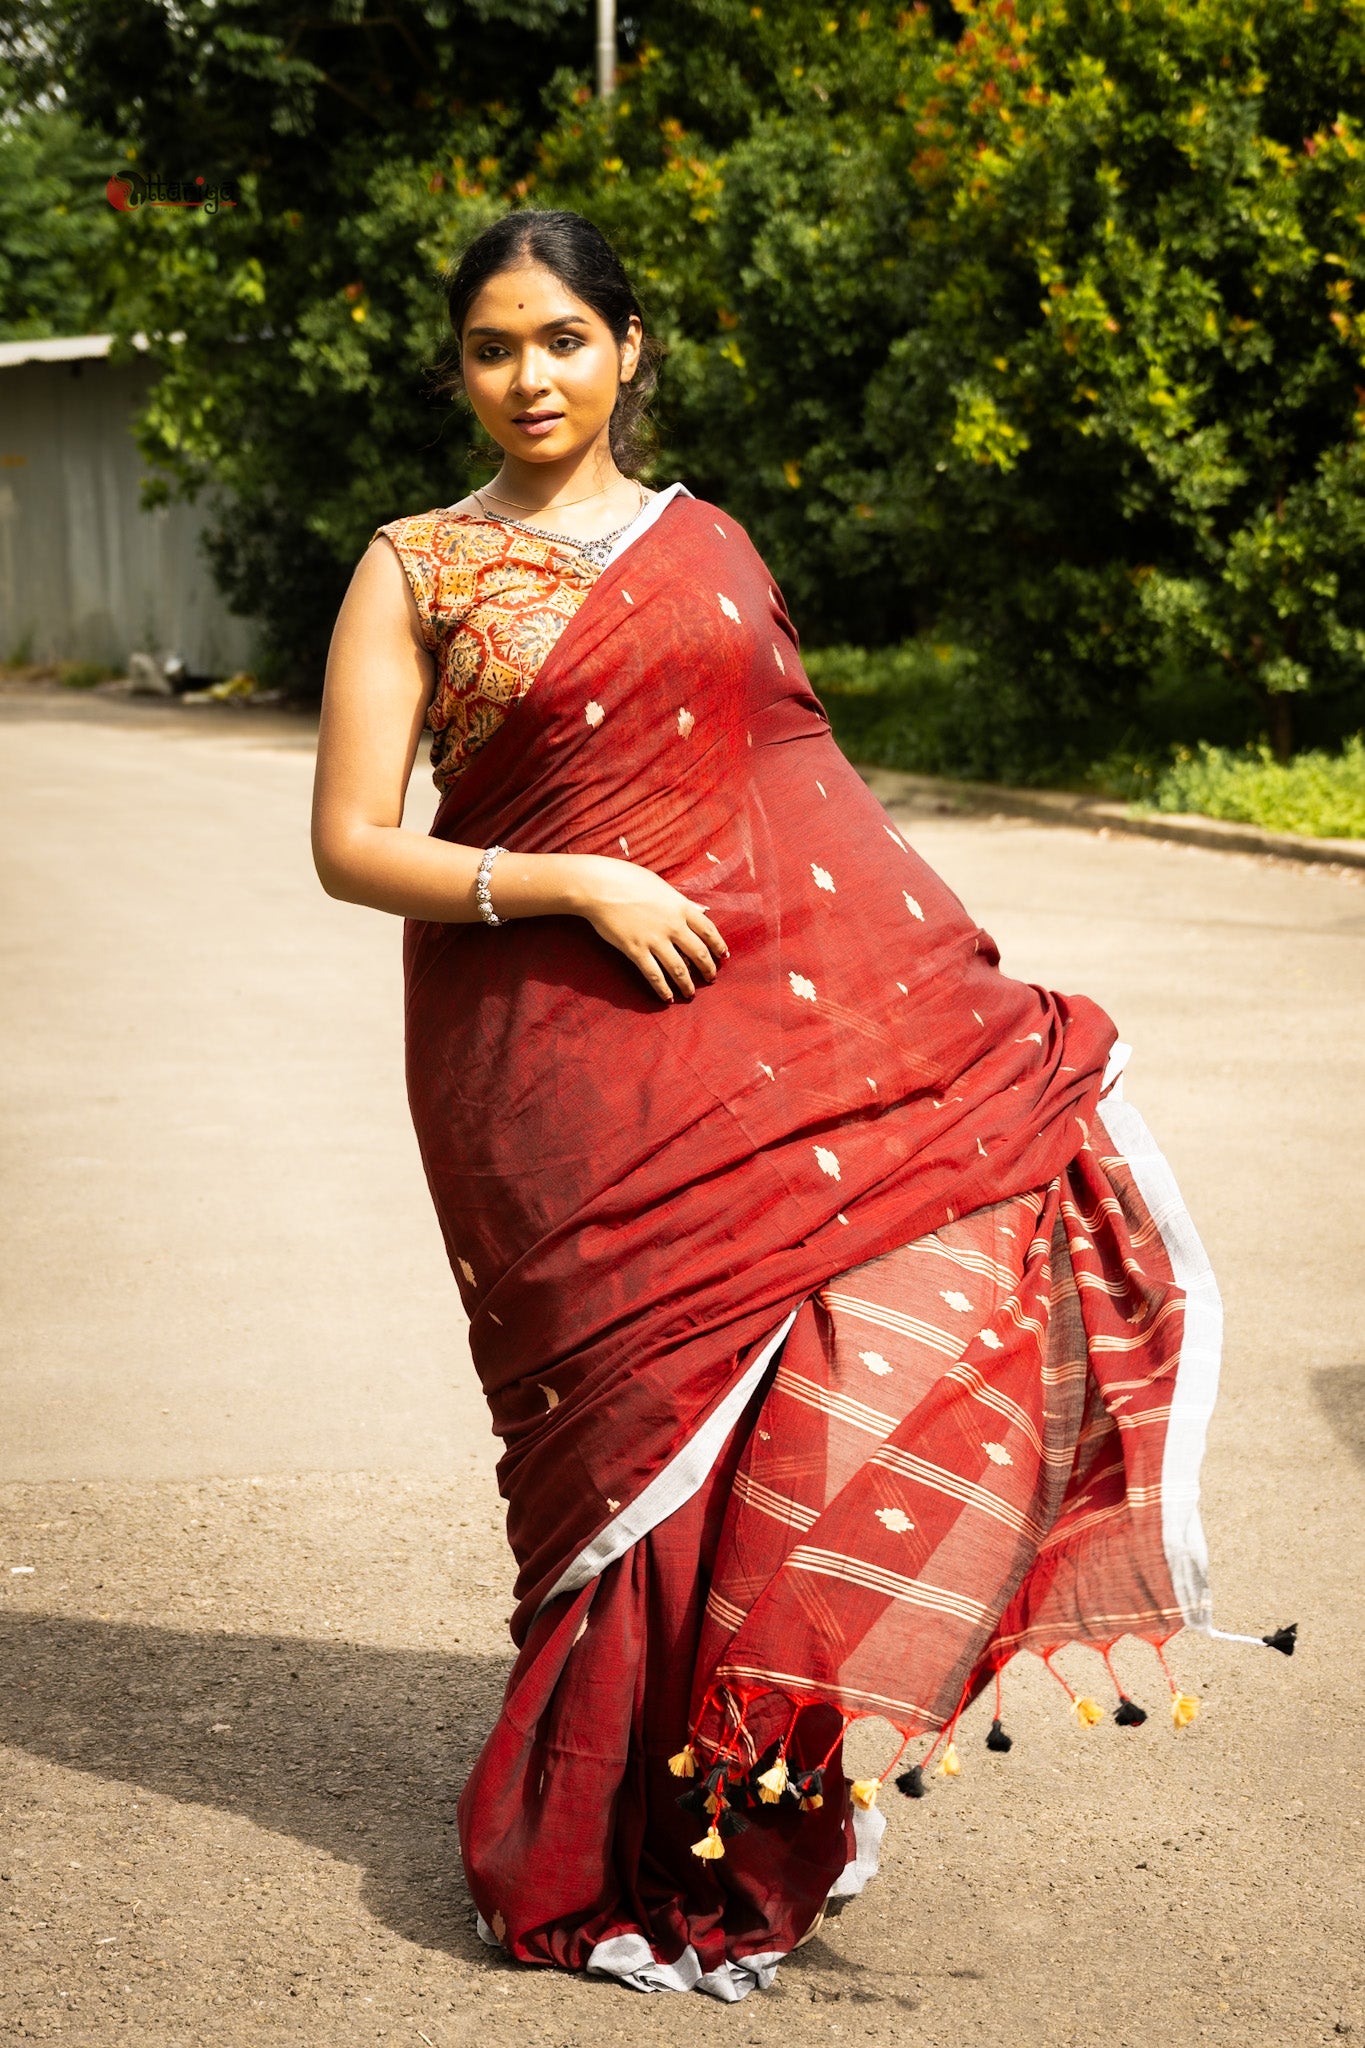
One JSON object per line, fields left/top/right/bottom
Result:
{"left": 106, "top": 169, "right": 238, "bottom": 214}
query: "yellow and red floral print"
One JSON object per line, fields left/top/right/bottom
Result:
{"left": 372, "top": 509, "right": 600, "bottom": 789}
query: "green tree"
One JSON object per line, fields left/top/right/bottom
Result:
{"left": 3, "top": 0, "right": 939, "bottom": 685}
{"left": 10, "top": 0, "right": 1365, "bottom": 772}
{"left": 535, "top": 0, "right": 1365, "bottom": 769}
{"left": 0, "top": 0, "right": 599, "bottom": 682}
{"left": 865, "top": 0, "right": 1365, "bottom": 767}
{"left": 0, "top": 78, "right": 124, "bottom": 338}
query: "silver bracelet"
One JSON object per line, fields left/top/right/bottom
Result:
{"left": 475, "top": 844, "right": 508, "bottom": 927}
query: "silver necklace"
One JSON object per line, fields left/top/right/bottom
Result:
{"left": 475, "top": 481, "right": 650, "bottom": 570}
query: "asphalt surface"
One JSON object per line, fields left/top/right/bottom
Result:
{"left": 2, "top": 686, "right": 1363, "bottom": 2047}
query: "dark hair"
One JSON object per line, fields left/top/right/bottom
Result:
{"left": 432, "top": 209, "right": 661, "bottom": 473}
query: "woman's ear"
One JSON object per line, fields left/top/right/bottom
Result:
{"left": 619, "top": 314, "right": 643, "bottom": 385}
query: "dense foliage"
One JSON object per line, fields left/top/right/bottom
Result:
{"left": 0, "top": 69, "right": 123, "bottom": 336}
{"left": 5, "top": 0, "right": 1365, "bottom": 778}
{"left": 1140, "top": 734, "right": 1365, "bottom": 837}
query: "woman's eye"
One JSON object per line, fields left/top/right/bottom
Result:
{"left": 551, "top": 335, "right": 584, "bottom": 352}
{"left": 474, "top": 345, "right": 508, "bottom": 363}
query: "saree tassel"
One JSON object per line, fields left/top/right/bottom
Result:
{"left": 1264, "top": 1624, "right": 1298, "bottom": 1656}
{"left": 936, "top": 1741, "right": 961, "bottom": 1777}
{"left": 850, "top": 1777, "right": 880, "bottom": 1811}
{"left": 1155, "top": 1641, "right": 1201, "bottom": 1726}
{"left": 691, "top": 1826, "right": 725, "bottom": 1861}
{"left": 674, "top": 1782, "right": 711, "bottom": 1817}
{"left": 792, "top": 1766, "right": 825, "bottom": 1811}
{"left": 986, "top": 1669, "right": 1013, "bottom": 1751}
{"left": 1043, "top": 1652, "right": 1101, "bottom": 1725}
{"left": 697, "top": 1761, "right": 729, "bottom": 1816}
{"left": 668, "top": 1744, "right": 698, "bottom": 1779}
{"left": 756, "top": 1756, "right": 789, "bottom": 1804}
{"left": 1101, "top": 1647, "right": 1148, "bottom": 1727}
{"left": 895, "top": 1764, "right": 926, "bottom": 1799}
{"left": 718, "top": 1805, "right": 750, "bottom": 1839}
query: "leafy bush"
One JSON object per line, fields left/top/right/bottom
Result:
{"left": 1143, "top": 735, "right": 1365, "bottom": 838}
{"left": 806, "top": 640, "right": 1024, "bottom": 783}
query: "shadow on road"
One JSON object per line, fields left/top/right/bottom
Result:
{"left": 1, "top": 1613, "right": 515, "bottom": 1962}
{"left": 1310, "top": 1363, "right": 1365, "bottom": 1467}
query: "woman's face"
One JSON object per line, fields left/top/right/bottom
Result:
{"left": 460, "top": 259, "right": 641, "bottom": 467}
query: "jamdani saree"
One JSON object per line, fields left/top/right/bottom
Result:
{"left": 393, "top": 493, "right": 1258, "bottom": 1999}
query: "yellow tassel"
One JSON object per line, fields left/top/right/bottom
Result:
{"left": 1171, "top": 1692, "right": 1200, "bottom": 1728}
{"left": 668, "top": 1745, "right": 698, "bottom": 1779}
{"left": 850, "top": 1778, "right": 880, "bottom": 1811}
{"left": 756, "top": 1758, "right": 788, "bottom": 1804}
{"left": 690, "top": 1829, "right": 725, "bottom": 1861}
{"left": 800, "top": 1793, "right": 824, "bottom": 1811}
{"left": 1071, "top": 1695, "right": 1105, "bottom": 1727}
{"left": 936, "top": 1741, "right": 961, "bottom": 1777}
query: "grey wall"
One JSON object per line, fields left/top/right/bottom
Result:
{"left": 0, "top": 355, "right": 258, "bottom": 675}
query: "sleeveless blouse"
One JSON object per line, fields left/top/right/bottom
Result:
{"left": 373, "top": 509, "right": 603, "bottom": 791}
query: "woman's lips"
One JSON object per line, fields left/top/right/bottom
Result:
{"left": 512, "top": 411, "right": 563, "bottom": 438}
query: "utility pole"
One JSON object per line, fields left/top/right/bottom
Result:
{"left": 596, "top": 0, "right": 616, "bottom": 98}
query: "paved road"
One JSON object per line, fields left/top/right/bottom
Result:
{"left": 2, "top": 687, "right": 1363, "bottom": 2047}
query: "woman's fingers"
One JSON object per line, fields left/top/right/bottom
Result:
{"left": 684, "top": 900, "right": 729, "bottom": 958}
{"left": 671, "top": 924, "right": 720, "bottom": 982}
{"left": 655, "top": 941, "right": 696, "bottom": 998}
{"left": 632, "top": 946, "right": 675, "bottom": 1002}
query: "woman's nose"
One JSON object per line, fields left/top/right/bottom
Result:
{"left": 511, "top": 349, "right": 553, "bottom": 397}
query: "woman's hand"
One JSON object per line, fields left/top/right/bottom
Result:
{"left": 564, "top": 855, "right": 728, "bottom": 1002}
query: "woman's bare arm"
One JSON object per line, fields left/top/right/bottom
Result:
{"left": 310, "top": 538, "right": 729, "bottom": 1000}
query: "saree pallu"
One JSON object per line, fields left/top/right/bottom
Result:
{"left": 404, "top": 497, "right": 1225, "bottom": 1991}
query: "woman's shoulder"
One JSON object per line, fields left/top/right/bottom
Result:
{"left": 370, "top": 502, "right": 488, "bottom": 555}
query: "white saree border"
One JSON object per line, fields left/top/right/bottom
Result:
{"left": 1094, "top": 1042, "right": 1223, "bottom": 1633}
{"left": 602, "top": 480, "right": 692, "bottom": 568}
{"left": 533, "top": 1305, "right": 800, "bottom": 1618}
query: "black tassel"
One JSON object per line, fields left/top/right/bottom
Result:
{"left": 678, "top": 1762, "right": 730, "bottom": 1816}
{"left": 718, "top": 1805, "right": 750, "bottom": 1838}
{"left": 1113, "top": 1695, "right": 1148, "bottom": 1727}
{"left": 1264, "top": 1623, "right": 1297, "bottom": 1657}
{"left": 895, "top": 1764, "right": 926, "bottom": 1799}
{"left": 985, "top": 1717, "right": 1013, "bottom": 1753}
{"left": 791, "top": 1767, "right": 824, "bottom": 1802}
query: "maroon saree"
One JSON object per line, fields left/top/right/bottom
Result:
{"left": 401, "top": 495, "right": 1234, "bottom": 1994}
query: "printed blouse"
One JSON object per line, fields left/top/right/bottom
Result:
{"left": 372, "top": 509, "right": 604, "bottom": 791}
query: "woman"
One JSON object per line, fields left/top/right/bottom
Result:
{"left": 312, "top": 210, "right": 1265, "bottom": 2002}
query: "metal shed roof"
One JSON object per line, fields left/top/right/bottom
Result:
{"left": 0, "top": 335, "right": 114, "bottom": 369}
{"left": 0, "top": 332, "right": 185, "bottom": 370}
